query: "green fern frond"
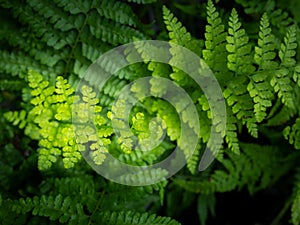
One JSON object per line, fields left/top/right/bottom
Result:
{"left": 225, "top": 108, "right": 240, "bottom": 154}
{"left": 254, "top": 13, "right": 278, "bottom": 70}
{"left": 235, "top": 0, "right": 272, "bottom": 14}
{"left": 283, "top": 117, "right": 300, "bottom": 149}
{"left": 4, "top": 110, "right": 27, "bottom": 129}
{"left": 197, "top": 194, "right": 216, "bottom": 225}
{"left": 279, "top": 25, "right": 297, "bottom": 68}
{"left": 0, "top": 0, "right": 150, "bottom": 83}
{"left": 95, "top": 0, "right": 141, "bottom": 27}
{"left": 293, "top": 64, "right": 300, "bottom": 87}
{"left": 247, "top": 72, "right": 274, "bottom": 122}
{"left": 124, "top": 0, "right": 157, "bottom": 4}
{"left": 198, "top": 2, "right": 240, "bottom": 153}
{"left": 224, "top": 76, "right": 258, "bottom": 137}
{"left": 45, "top": 175, "right": 95, "bottom": 197}
{"left": 187, "top": 142, "right": 202, "bottom": 174}
{"left": 118, "top": 142, "right": 173, "bottom": 166}
{"left": 249, "top": 14, "right": 276, "bottom": 122}
{"left": 224, "top": 8, "right": 258, "bottom": 137}
{"left": 5, "top": 70, "right": 113, "bottom": 170}
{"left": 248, "top": 14, "right": 276, "bottom": 123}
{"left": 226, "top": 8, "right": 255, "bottom": 75}
{"left": 162, "top": 6, "right": 192, "bottom": 46}
{"left": 0, "top": 50, "right": 56, "bottom": 78}
{"left": 5, "top": 194, "right": 88, "bottom": 224}
{"left": 88, "top": 12, "right": 145, "bottom": 46}
{"left": 202, "top": 0, "right": 231, "bottom": 84}
{"left": 196, "top": 105, "right": 211, "bottom": 145}
{"left": 162, "top": 5, "right": 200, "bottom": 89}
{"left": 174, "top": 144, "right": 290, "bottom": 195}
{"left": 266, "top": 101, "right": 297, "bottom": 126}
{"left": 269, "top": 8, "right": 294, "bottom": 35}
{"left": 151, "top": 100, "right": 181, "bottom": 142}
{"left": 271, "top": 25, "right": 297, "bottom": 109}
{"left": 117, "top": 168, "right": 168, "bottom": 187}
{"left": 92, "top": 211, "right": 181, "bottom": 225}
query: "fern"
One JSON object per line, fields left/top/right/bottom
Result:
{"left": 225, "top": 108, "right": 240, "bottom": 154}
{"left": 202, "top": 0, "right": 231, "bottom": 85}
{"left": 225, "top": 8, "right": 258, "bottom": 138}
{"left": 5, "top": 70, "right": 113, "bottom": 170}
{"left": 271, "top": 25, "right": 297, "bottom": 109}
{"left": 124, "top": 0, "right": 157, "bottom": 4}
{"left": 201, "top": 1, "right": 240, "bottom": 154}
{"left": 197, "top": 194, "right": 216, "bottom": 225}
{"left": 174, "top": 143, "right": 292, "bottom": 195}
{"left": 248, "top": 13, "right": 276, "bottom": 122}
{"left": 92, "top": 211, "right": 181, "bottom": 225}
{"left": 0, "top": 0, "right": 151, "bottom": 113}
{"left": 162, "top": 6, "right": 196, "bottom": 88}
{"left": 284, "top": 118, "right": 300, "bottom": 149}
{"left": 1, "top": 195, "right": 180, "bottom": 225}
{"left": 163, "top": 6, "right": 192, "bottom": 46}
{"left": 2, "top": 1, "right": 300, "bottom": 224}
{"left": 235, "top": 0, "right": 272, "bottom": 14}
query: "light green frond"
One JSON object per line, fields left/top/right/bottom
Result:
{"left": 162, "top": 6, "right": 192, "bottom": 47}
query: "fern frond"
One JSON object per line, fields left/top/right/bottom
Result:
{"left": 95, "top": 0, "right": 141, "bottom": 27}
{"left": 279, "top": 25, "right": 297, "bottom": 68}
{"left": 254, "top": 13, "right": 278, "bottom": 70}
{"left": 174, "top": 144, "right": 290, "bottom": 195}
{"left": 5, "top": 71, "right": 113, "bottom": 170}
{"left": 235, "top": 0, "right": 272, "bottom": 14}
{"left": 4, "top": 110, "right": 27, "bottom": 129}
{"left": 46, "top": 175, "right": 95, "bottom": 197}
{"left": 187, "top": 142, "right": 202, "bottom": 174}
{"left": 92, "top": 211, "right": 181, "bottom": 225}
{"left": 162, "top": 5, "right": 201, "bottom": 89}
{"left": 124, "top": 0, "right": 157, "bottom": 4}
{"left": 225, "top": 107, "right": 240, "bottom": 154}
{"left": 283, "top": 117, "right": 300, "bottom": 149}
{"left": 6, "top": 194, "right": 88, "bottom": 224}
{"left": 293, "top": 65, "right": 300, "bottom": 87}
{"left": 224, "top": 76, "right": 258, "bottom": 137}
{"left": 269, "top": 8, "right": 294, "bottom": 34}
{"left": 247, "top": 72, "right": 274, "bottom": 122}
{"left": 197, "top": 194, "right": 216, "bottom": 225}
{"left": 224, "top": 9, "right": 258, "bottom": 137}
{"left": 0, "top": 79, "right": 24, "bottom": 91}
{"left": 0, "top": 50, "right": 58, "bottom": 78}
{"left": 0, "top": 0, "right": 150, "bottom": 82}
{"left": 117, "top": 168, "right": 168, "bottom": 187}
{"left": 162, "top": 6, "right": 192, "bottom": 46}
{"left": 266, "top": 102, "right": 297, "bottom": 126}
{"left": 226, "top": 8, "right": 255, "bottom": 75}
{"left": 249, "top": 14, "right": 276, "bottom": 123}
{"left": 88, "top": 12, "right": 145, "bottom": 46}
{"left": 202, "top": 0, "right": 231, "bottom": 84}
{"left": 271, "top": 25, "right": 297, "bottom": 109}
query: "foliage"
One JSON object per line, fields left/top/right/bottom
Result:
{"left": 2, "top": 0, "right": 300, "bottom": 224}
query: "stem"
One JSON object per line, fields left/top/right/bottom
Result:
{"left": 270, "top": 198, "right": 293, "bottom": 225}
{"left": 87, "top": 190, "right": 105, "bottom": 225}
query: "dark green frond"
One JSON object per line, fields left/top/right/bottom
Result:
{"left": 284, "top": 117, "right": 300, "bottom": 149}
{"left": 203, "top": 0, "right": 231, "bottom": 84}
{"left": 92, "top": 211, "right": 181, "bottom": 225}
